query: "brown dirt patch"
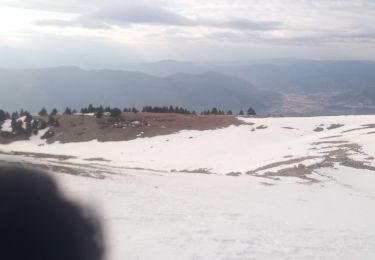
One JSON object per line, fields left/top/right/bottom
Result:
{"left": 314, "top": 127, "right": 324, "bottom": 132}
{"left": 247, "top": 156, "right": 319, "bottom": 174}
{"left": 84, "top": 157, "right": 112, "bottom": 162}
{"left": 180, "top": 168, "right": 213, "bottom": 174}
{"left": 341, "top": 124, "right": 375, "bottom": 133}
{"left": 0, "top": 159, "right": 105, "bottom": 179}
{"left": 256, "top": 125, "right": 268, "bottom": 130}
{"left": 311, "top": 140, "right": 348, "bottom": 146}
{"left": 0, "top": 131, "right": 29, "bottom": 144}
{"left": 246, "top": 140, "right": 374, "bottom": 183}
{"left": 38, "top": 113, "right": 243, "bottom": 143}
{"left": 263, "top": 164, "right": 320, "bottom": 184}
{"left": 9, "top": 151, "right": 77, "bottom": 160}
{"left": 319, "top": 135, "right": 343, "bottom": 140}
{"left": 327, "top": 124, "right": 344, "bottom": 130}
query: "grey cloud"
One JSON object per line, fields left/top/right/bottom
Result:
{"left": 212, "top": 19, "right": 282, "bottom": 31}
{"left": 34, "top": 19, "right": 73, "bottom": 27}
{"left": 34, "top": 4, "right": 282, "bottom": 32}
{"left": 0, "top": 0, "right": 96, "bottom": 13}
{"left": 333, "top": 32, "right": 375, "bottom": 41}
{"left": 33, "top": 4, "right": 193, "bottom": 29}
{"left": 34, "top": 19, "right": 112, "bottom": 29}
{"left": 86, "top": 4, "right": 193, "bottom": 26}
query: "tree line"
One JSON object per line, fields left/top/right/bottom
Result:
{"left": 0, "top": 109, "right": 58, "bottom": 135}
{"left": 1, "top": 105, "right": 256, "bottom": 122}
{"left": 0, "top": 105, "right": 256, "bottom": 134}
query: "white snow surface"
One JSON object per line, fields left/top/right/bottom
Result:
{"left": 0, "top": 119, "right": 12, "bottom": 132}
{"left": 1, "top": 115, "right": 375, "bottom": 259}
{"left": 1, "top": 115, "right": 375, "bottom": 174}
{"left": 52, "top": 166, "right": 375, "bottom": 260}
{"left": 0, "top": 116, "right": 29, "bottom": 132}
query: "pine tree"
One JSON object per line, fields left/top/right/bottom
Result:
{"left": 48, "top": 116, "right": 59, "bottom": 127}
{"left": 211, "top": 107, "right": 218, "bottom": 115}
{"left": 0, "top": 110, "right": 6, "bottom": 121}
{"left": 11, "top": 119, "right": 24, "bottom": 134}
{"left": 63, "top": 107, "right": 72, "bottom": 115}
{"left": 11, "top": 112, "right": 19, "bottom": 120}
{"left": 32, "top": 120, "right": 39, "bottom": 135}
{"left": 247, "top": 108, "right": 256, "bottom": 116}
{"left": 24, "top": 112, "right": 33, "bottom": 134}
{"left": 110, "top": 108, "right": 122, "bottom": 118}
{"left": 88, "top": 104, "right": 94, "bottom": 113}
{"left": 50, "top": 108, "right": 58, "bottom": 116}
{"left": 227, "top": 110, "right": 233, "bottom": 115}
{"left": 239, "top": 110, "right": 244, "bottom": 116}
{"left": 38, "top": 119, "right": 47, "bottom": 130}
{"left": 95, "top": 106, "right": 104, "bottom": 119}
{"left": 201, "top": 110, "right": 210, "bottom": 115}
{"left": 81, "top": 108, "right": 88, "bottom": 114}
{"left": 39, "top": 107, "right": 48, "bottom": 117}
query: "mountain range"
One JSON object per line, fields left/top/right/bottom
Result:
{"left": 0, "top": 67, "right": 280, "bottom": 114}
{"left": 1, "top": 59, "right": 375, "bottom": 115}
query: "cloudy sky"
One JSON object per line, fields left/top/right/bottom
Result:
{"left": 0, "top": 0, "right": 375, "bottom": 67}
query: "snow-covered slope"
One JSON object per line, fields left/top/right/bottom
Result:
{"left": 1, "top": 115, "right": 374, "bottom": 177}
{"left": 1, "top": 115, "right": 375, "bottom": 259}
{"left": 44, "top": 165, "right": 375, "bottom": 260}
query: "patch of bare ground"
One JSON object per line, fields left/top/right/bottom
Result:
{"left": 341, "top": 124, "right": 375, "bottom": 133}
{"left": 314, "top": 127, "right": 324, "bottom": 132}
{"left": 256, "top": 125, "right": 268, "bottom": 130}
{"left": 320, "top": 143, "right": 375, "bottom": 171}
{"left": 367, "top": 131, "right": 375, "bottom": 134}
{"left": 260, "top": 182, "right": 276, "bottom": 186}
{"left": 0, "top": 159, "right": 105, "bottom": 179}
{"left": 180, "top": 168, "right": 213, "bottom": 174}
{"left": 336, "top": 143, "right": 362, "bottom": 153}
{"left": 247, "top": 141, "right": 374, "bottom": 183}
{"left": 263, "top": 164, "right": 321, "bottom": 184}
{"left": 0, "top": 150, "right": 170, "bottom": 178}
{"left": 84, "top": 157, "right": 112, "bottom": 162}
{"left": 363, "top": 124, "right": 375, "bottom": 128}
{"left": 0, "top": 131, "right": 29, "bottom": 144}
{"left": 9, "top": 151, "right": 77, "bottom": 161}
{"left": 246, "top": 157, "right": 328, "bottom": 183}
{"left": 226, "top": 172, "right": 242, "bottom": 176}
{"left": 242, "top": 121, "right": 255, "bottom": 126}
{"left": 341, "top": 159, "right": 375, "bottom": 171}
{"left": 311, "top": 140, "right": 348, "bottom": 146}
{"left": 247, "top": 156, "right": 319, "bottom": 174}
{"left": 40, "top": 113, "right": 243, "bottom": 143}
{"left": 319, "top": 135, "right": 343, "bottom": 140}
{"left": 327, "top": 124, "right": 344, "bottom": 130}
{"left": 283, "top": 127, "right": 297, "bottom": 130}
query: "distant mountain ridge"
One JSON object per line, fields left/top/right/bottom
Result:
{"left": 210, "top": 60, "right": 375, "bottom": 92}
{"left": 1, "top": 59, "right": 375, "bottom": 116}
{"left": 0, "top": 67, "right": 280, "bottom": 114}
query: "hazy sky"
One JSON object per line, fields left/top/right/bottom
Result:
{"left": 0, "top": 0, "right": 375, "bottom": 67}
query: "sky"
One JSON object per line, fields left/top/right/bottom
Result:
{"left": 0, "top": 0, "right": 375, "bottom": 67}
